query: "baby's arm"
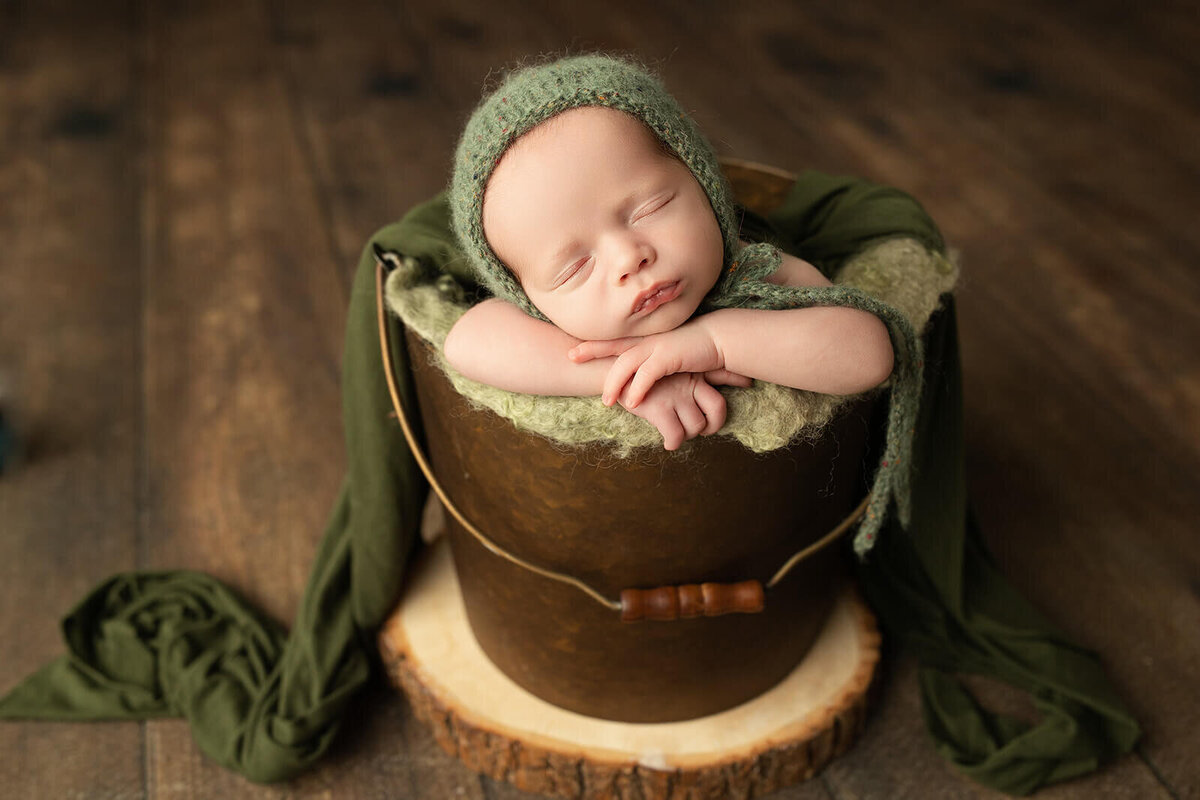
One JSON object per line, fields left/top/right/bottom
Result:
{"left": 443, "top": 298, "right": 612, "bottom": 395}
{"left": 443, "top": 299, "right": 749, "bottom": 449}
{"left": 572, "top": 251, "right": 894, "bottom": 406}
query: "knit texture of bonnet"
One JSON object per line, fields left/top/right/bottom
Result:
{"left": 450, "top": 54, "right": 740, "bottom": 317}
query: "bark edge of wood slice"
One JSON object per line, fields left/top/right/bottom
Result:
{"left": 379, "top": 533, "right": 881, "bottom": 800}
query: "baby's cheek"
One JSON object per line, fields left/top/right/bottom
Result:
{"left": 550, "top": 305, "right": 608, "bottom": 342}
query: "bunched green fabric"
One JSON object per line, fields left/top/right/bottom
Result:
{"left": 0, "top": 172, "right": 1139, "bottom": 794}
{"left": 0, "top": 233, "right": 428, "bottom": 781}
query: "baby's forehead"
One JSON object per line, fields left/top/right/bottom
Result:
{"left": 502, "top": 106, "right": 669, "bottom": 169}
{"left": 481, "top": 105, "right": 693, "bottom": 277}
{"left": 484, "top": 107, "right": 678, "bottom": 225}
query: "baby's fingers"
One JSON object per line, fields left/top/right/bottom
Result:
{"left": 624, "top": 366, "right": 666, "bottom": 409}
{"left": 568, "top": 337, "right": 640, "bottom": 363}
{"left": 676, "top": 397, "right": 709, "bottom": 441}
{"left": 650, "top": 410, "right": 685, "bottom": 451}
{"left": 694, "top": 380, "right": 728, "bottom": 435}
{"left": 602, "top": 361, "right": 638, "bottom": 406}
{"left": 603, "top": 349, "right": 655, "bottom": 406}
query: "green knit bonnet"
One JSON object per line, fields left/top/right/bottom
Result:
{"left": 450, "top": 54, "right": 739, "bottom": 317}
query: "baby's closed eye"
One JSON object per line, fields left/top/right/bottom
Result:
{"left": 631, "top": 191, "right": 674, "bottom": 223}
{"left": 554, "top": 256, "right": 594, "bottom": 288}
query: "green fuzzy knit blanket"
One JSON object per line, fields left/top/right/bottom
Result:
{"left": 387, "top": 236, "right": 958, "bottom": 454}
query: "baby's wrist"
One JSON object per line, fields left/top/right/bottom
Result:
{"left": 693, "top": 313, "right": 728, "bottom": 369}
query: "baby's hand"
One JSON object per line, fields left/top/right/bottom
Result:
{"left": 569, "top": 319, "right": 732, "bottom": 407}
{"left": 617, "top": 373, "right": 731, "bottom": 451}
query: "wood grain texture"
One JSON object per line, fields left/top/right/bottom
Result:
{"left": 0, "top": 0, "right": 1196, "bottom": 797}
{"left": 137, "top": 0, "right": 352, "bottom": 795}
{"left": 0, "top": 0, "right": 144, "bottom": 796}
{"left": 379, "top": 539, "right": 879, "bottom": 800}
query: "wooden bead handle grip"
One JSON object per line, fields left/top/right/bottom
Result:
{"left": 619, "top": 580, "right": 765, "bottom": 622}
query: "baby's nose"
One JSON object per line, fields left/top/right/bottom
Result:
{"left": 616, "top": 256, "right": 649, "bottom": 284}
{"left": 612, "top": 241, "right": 654, "bottom": 284}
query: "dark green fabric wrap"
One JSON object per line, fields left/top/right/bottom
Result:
{"left": 0, "top": 171, "right": 1138, "bottom": 794}
{"left": 0, "top": 229, "right": 429, "bottom": 782}
{"left": 856, "top": 296, "right": 1141, "bottom": 793}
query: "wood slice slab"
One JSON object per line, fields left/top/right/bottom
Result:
{"left": 379, "top": 533, "right": 881, "bottom": 800}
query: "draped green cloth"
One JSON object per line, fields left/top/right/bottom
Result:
{"left": 0, "top": 171, "right": 1139, "bottom": 794}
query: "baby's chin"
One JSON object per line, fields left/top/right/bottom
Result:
{"left": 625, "top": 298, "right": 705, "bottom": 339}
{"left": 561, "top": 312, "right": 690, "bottom": 342}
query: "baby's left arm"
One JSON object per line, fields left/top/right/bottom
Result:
{"left": 570, "top": 251, "right": 894, "bottom": 407}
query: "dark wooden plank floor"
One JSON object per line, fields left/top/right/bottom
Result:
{"left": 1, "top": 0, "right": 1196, "bottom": 797}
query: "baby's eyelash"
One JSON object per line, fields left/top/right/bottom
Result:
{"left": 632, "top": 193, "right": 673, "bottom": 221}
{"left": 555, "top": 256, "right": 592, "bottom": 287}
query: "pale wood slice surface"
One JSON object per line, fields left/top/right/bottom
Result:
{"left": 379, "top": 528, "right": 881, "bottom": 800}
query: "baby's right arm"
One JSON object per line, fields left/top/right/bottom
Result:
{"left": 443, "top": 298, "right": 613, "bottom": 396}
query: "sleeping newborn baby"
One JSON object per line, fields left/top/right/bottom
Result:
{"left": 444, "top": 55, "right": 894, "bottom": 450}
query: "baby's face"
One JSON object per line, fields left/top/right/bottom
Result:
{"left": 482, "top": 107, "right": 724, "bottom": 341}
